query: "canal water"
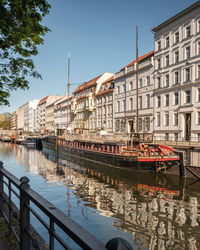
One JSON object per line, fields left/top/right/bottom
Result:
{"left": 0, "top": 142, "right": 200, "bottom": 249}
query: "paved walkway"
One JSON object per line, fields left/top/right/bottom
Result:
{"left": 0, "top": 218, "right": 14, "bottom": 250}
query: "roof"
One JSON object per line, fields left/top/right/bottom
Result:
{"left": 152, "top": 1, "right": 200, "bottom": 32}
{"left": 39, "top": 96, "right": 48, "bottom": 105}
{"left": 121, "top": 51, "right": 154, "bottom": 70}
{"left": 73, "top": 75, "right": 101, "bottom": 94}
{"left": 96, "top": 76, "right": 114, "bottom": 97}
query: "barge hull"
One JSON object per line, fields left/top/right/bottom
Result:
{"left": 42, "top": 141, "right": 179, "bottom": 172}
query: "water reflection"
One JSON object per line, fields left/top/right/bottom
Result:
{"left": 1, "top": 142, "right": 200, "bottom": 249}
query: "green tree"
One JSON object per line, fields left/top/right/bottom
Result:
{"left": 0, "top": 0, "right": 51, "bottom": 105}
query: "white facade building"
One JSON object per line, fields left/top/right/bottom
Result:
{"left": 23, "top": 100, "right": 39, "bottom": 133}
{"left": 114, "top": 51, "right": 154, "bottom": 134}
{"left": 72, "top": 73, "right": 113, "bottom": 132}
{"left": 36, "top": 95, "right": 62, "bottom": 134}
{"left": 96, "top": 76, "right": 114, "bottom": 133}
{"left": 54, "top": 95, "right": 73, "bottom": 133}
{"left": 152, "top": 1, "right": 200, "bottom": 142}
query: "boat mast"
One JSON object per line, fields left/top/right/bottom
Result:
{"left": 67, "top": 51, "right": 70, "bottom": 130}
{"left": 136, "top": 26, "right": 139, "bottom": 133}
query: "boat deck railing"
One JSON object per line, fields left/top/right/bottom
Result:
{"left": 0, "top": 161, "right": 131, "bottom": 250}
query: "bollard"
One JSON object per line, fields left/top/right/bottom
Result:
{"left": 0, "top": 161, "right": 3, "bottom": 217}
{"left": 20, "top": 176, "right": 30, "bottom": 250}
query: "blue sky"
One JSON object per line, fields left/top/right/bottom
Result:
{"left": 1, "top": 0, "right": 197, "bottom": 113}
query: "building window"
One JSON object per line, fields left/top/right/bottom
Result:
{"left": 129, "top": 82, "right": 133, "bottom": 90}
{"left": 139, "top": 79, "right": 142, "bottom": 88}
{"left": 185, "top": 68, "right": 191, "bottom": 82}
{"left": 157, "top": 58, "right": 161, "bottom": 69}
{"left": 185, "top": 90, "right": 191, "bottom": 104}
{"left": 186, "top": 46, "right": 190, "bottom": 59}
{"left": 117, "top": 86, "right": 120, "bottom": 94}
{"left": 146, "top": 76, "right": 150, "bottom": 86}
{"left": 165, "top": 133, "right": 169, "bottom": 141}
{"left": 174, "top": 71, "right": 179, "bottom": 85}
{"left": 146, "top": 94, "right": 150, "bottom": 108}
{"left": 157, "top": 41, "right": 161, "bottom": 51}
{"left": 117, "top": 101, "right": 120, "bottom": 112}
{"left": 174, "top": 92, "right": 179, "bottom": 105}
{"left": 198, "top": 88, "right": 200, "bottom": 102}
{"left": 165, "top": 55, "right": 169, "bottom": 67}
{"left": 198, "top": 65, "right": 200, "bottom": 79}
{"left": 115, "top": 120, "right": 120, "bottom": 132}
{"left": 121, "top": 119, "right": 126, "bottom": 132}
{"left": 157, "top": 77, "right": 161, "bottom": 88}
{"left": 198, "top": 20, "right": 200, "bottom": 33}
{"left": 166, "top": 36, "right": 169, "bottom": 47}
{"left": 198, "top": 42, "right": 200, "bottom": 55}
{"left": 138, "top": 118, "right": 142, "bottom": 132}
{"left": 175, "top": 31, "right": 179, "bottom": 43}
{"left": 186, "top": 25, "right": 191, "bottom": 38}
{"left": 157, "top": 96, "right": 161, "bottom": 107}
{"left": 130, "top": 98, "right": 133, "bottom": 110}
{"left": 175, "top": 51, "right": 179, "bottom": 63}
{"left": 123, "top": 84, "right": 126, "bottom": 93}
{"left": 165, "top": 112, "right": 169, "bottom": 126}
{"left": 165, "top": 94, "right": 169, "bottom": 106}
{"left": 157, "top": 113, "right": 160, "bottom": 126}
{"left": 165, "top": 74, "right": 169, "bottom": 87}
{"left": 122, "top": 100, "right": 126, "bottom": 111}
{"left": 198, "top": 112, "right": 200, "bottom": 125}
{"left": 174, "top": 112, "right": 178, "bottom": 126}
{"left": 144, "top": 117, "right": 150, "bottom": 131}
{"left": 174, "top": 133, "right": 178, "bottom": 141}
{"left": 139, "top": 96, "right": 142, "bottom": 109}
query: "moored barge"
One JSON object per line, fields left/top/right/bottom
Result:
{"left": 42, "top": 133, "right": 180, "bottom": 172}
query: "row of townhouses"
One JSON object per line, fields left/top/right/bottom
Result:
{"left": 9, "top": 1, "right": 200, "bottom": 141}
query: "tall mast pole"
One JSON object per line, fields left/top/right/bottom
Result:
{"left": 136, "top": 26, "right": 139, "bottom": 133}
{"left": 67, "top": 51, "right": 70, "bottom": 130}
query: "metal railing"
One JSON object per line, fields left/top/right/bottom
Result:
{"left": 153, "top": 136, "right": 200, "bottom": 147}
{"left": 0, "top": 161, "right": 131, "bottom": 250}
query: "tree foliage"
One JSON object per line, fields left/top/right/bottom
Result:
{"left": 0, "top": 0, "right": 51, "bottom": 105}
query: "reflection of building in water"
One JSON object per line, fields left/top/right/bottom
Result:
{"left": 56, "top": 159, "right": 200, "bottom": 250}
{"left": 11, "top": 146, "right": 200, "bottom": 250}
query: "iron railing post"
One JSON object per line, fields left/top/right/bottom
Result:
{"left": 0, "top": 161, "right": 3, "bottom": 217}
{"left": 20, "top": 176, "right": 30, "bottom": 250}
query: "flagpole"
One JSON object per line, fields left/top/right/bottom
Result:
{"left": 136, "top": 26, "right": 139, "bottom": 133}
{"left": 67, "top": 51, "right": 70, "bottom": 130}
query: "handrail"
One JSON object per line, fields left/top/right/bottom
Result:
{"left": 0, "top": 161, "right": 132, "bottom": 250}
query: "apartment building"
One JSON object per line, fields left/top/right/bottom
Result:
{"left": 72, "top": 73, "right": 113, "bottom": 133}
{"left": 114, "top": 51, "right": 154, "bottom": 134}
{"left": 16, "top": 103, "right": 26, "bottom": 132}
{"left": 152, "top": 1, "right": 200, "bottom": 142}
{"left": 10, "top": 111, "right": 17, "bottom": 131}
{"left": 96, "top": 76, "right": 114, "bottom": 133}
{"left": 54, "top": 95, "right": 73, "bottom": 134}
{"left": 23, "top": 100, "right": 39, "bottom": 133}
{"left": 37, "top": 95, "right": 62, "bottom": 134}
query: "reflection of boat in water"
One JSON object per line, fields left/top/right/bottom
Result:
{"left": 15, "top": 135, "right": 25, "bottom": 144}
{"left": 42, "top": 133, "right": 180, "bottom": 172}
{"left": 24, "top": 137, "right": 42, "bottom": 150}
